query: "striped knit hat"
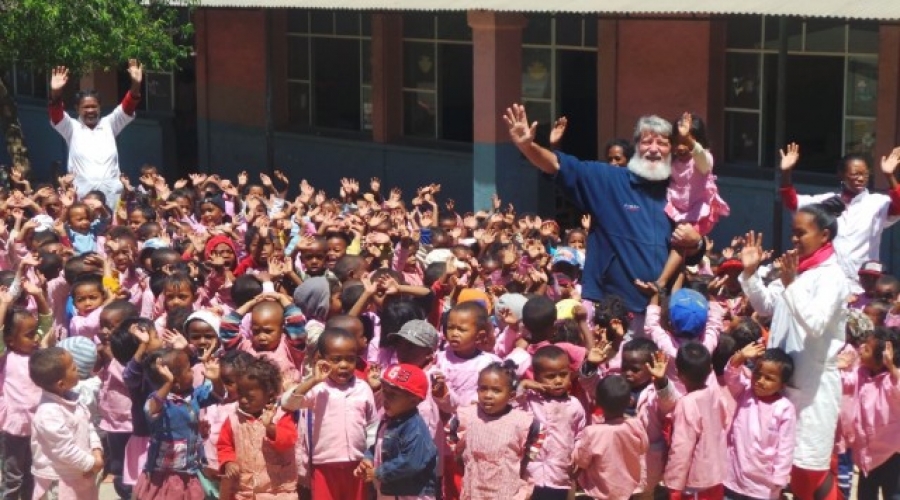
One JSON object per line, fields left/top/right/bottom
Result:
{"left": 58, "top": 337, "right": 97, "bottom": 380}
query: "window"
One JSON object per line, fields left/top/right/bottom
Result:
{"left": 521, "top": 14, "right": 598, "bottom": 158}
{"left": 118, "top": 70, "right": 175, "bottom": 113}
{"left": 402, "top": 13, "right": 473, "bottom": 142}
{"left": 286, "top": 10, "right": 372, "bottom": 132}
{"left": 4, "top": 64, "right": 48, "bottom": 99}
{"left": 724, "top": 17, "right": 878, "bottom": 173}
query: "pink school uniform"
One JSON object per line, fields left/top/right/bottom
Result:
{"left": 432, "top": 349, "right": 501, "bottom": 412}
{"left": 664, "top": 384, "right": 728, "bottom": 495}
{"left": 724, "top": 362, "right": 796, "bottom": 499}
{"left": 449, "top": 405, "right": 544, "bottom": 500}
{"left": 665, "top": 152, "right": 730, "bottom": 236}
{"left": 573, "top": 416, "right": 648, "bottom": 499}
{"left": 47, "top": 274, "right": 71, "bottom": 339}
{"left": 69, "top": 307, "right": 103, "bottom": 341}
{"left": 518, "top": 391, "right": 585, "bottom": 491}
{"left": 30, "top": 391, "right": 102, "bottom": 500}
{"left": 118, "top": 268, "right": 155, "bottom": 318}
{"left": 645, "top": 302, "right": 723, "bottom": 394}
{"left": 0, "top": 350, "right": 42, "bottom": 437}
{"left": 98, "top": 358, "right": 134, "bottom": 434}
{"left": 841, "top": 365, "right": 900, "bottom": 476}
{"left": 282, "top": 376, "right": 377, "bottom": 500}
{"left": 635, "top": 382, "right": 678, "bottom": 495}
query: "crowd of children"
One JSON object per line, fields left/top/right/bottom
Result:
{"left": 0, "top": 110, "right": 899, "bottom": 500}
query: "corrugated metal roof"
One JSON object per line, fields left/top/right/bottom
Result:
{"left": 192, "top": 0, "right": 900, "bottom": 19}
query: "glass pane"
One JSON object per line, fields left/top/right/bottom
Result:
{"left": 403, "top": 91, "right": 436, "bottom": 138}
{"left": 849, "top": 21, "right": 878, "bottom": 54}
{"left": 362, "top": 86, "right": 373, "bottom": 131}
{"left": 287, "top": 10, "right": 308, "bottom": 33}
{"left": 846, "top": 57, "right": 878, "bottom": 117}
{"left": 438, "top": 13, "right": 470, "bottom": 41}
{"left": 403, "top": 13, "right": 435, "bottom": 39}
{"left": 15, "top": 67, "right": 32, "bottom": 96}
{"left": 584, "top": 16, "right": 597, "bottom": 48}
{"left": 403, "top": 42, "right": 435, "bottom": 88}
{"left": 361, "top": 40, "right": 372, "bottom": 85}
{"left": 312, "top": 38, "right": 361, "bottom": 130}
{"left": 522, "top": 48, "right": 552, "bottom": 99}
{"left": 523, "top": 14, "right": 552, "bottom": 45}
{"left": 845, "top": 118, "right": 876, "bottom": 157}
{"left": 310, "top": 11, "right": 333, "bottom": 35}
{"left": 805, "top": 19, "right": 845, "bottom": 53}
{"left": 287, "top": 36, "right": 309, "bottom": 81}
{"left": 763, "top": 16, "right": 802, "bottom": 51}
{"left": 524, "top": 100, "right": 552, "bottom": 128}
{"left": 32, "top": 68, "right": 47, "bottom": 99}
{"left": 555, "top": 14, "right": 582, "bottom": 47}
{"left": 725, "top": 112, "right": 760, "bottom": 165}
{"left": 146, "top": 73, "right": 173, "bottom": 112}
{"left": 725, "top": 53, "right": 761, "bottom": 110}
{"left": 361, "top": 12, "right": 372, "bottom": 36}
{"left": 288, "top": 82, "right": 311, "bottom": 126}
{"left": 726, "top": 16, "right": 762, "bottom": 49}
{"left": 439, "top": 43, "right": 473, "bottom": 142}
{"left": 335, "top": 11, "right": 359, "bottom": 36}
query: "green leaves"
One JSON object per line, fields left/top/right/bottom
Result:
{"left": 0, "top": 0, "right": 194, "bottom": 74}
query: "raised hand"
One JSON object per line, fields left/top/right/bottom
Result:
{"left": 313, "top": 359, "right": 332, "bottom": 383}
{"left": 581, "top": 214, "right": 591, "bottom": 231}
{"left": 779, "top": 143, "right": 800, "bottom": 171}
{"left": 646, "top": 351, "right": 669, "bottom": 381}
{"left": 431, "top": 371, "right": 448, "bottom": 398}
{"left": 154, "top": 357, "right": 174, "bottom": 383}
{"left": 502, "top": 103, "right": 538, "bottom": 146}
{"left": 370, "top": 177, "right": 381, "bottom": 193}
{"left": 161, "top": 329, "right": 189, "bottom": 350}
{"left": 740, "top": 231, "right": 765, "bottom": 277}
{"left": 127, "top": 59, "right": 144, "bottom": 85}
{"left": 881, "top": 146, "right": 900, "bottom": 176}
{"left": 549, "top": 116, "right": 568, "bottom": 146}
{"left": 50, "top": 66, "right": 69, "bottom": 94}
{"left": 777, "top": 249, "right": 799, "bottom": 287}
{"left": 677, "top": 112, "right": 693, "bottom": 140}
{"left": 366, "top": 364, "right": 382, "bottom": 392}
{"left": 260, "top": 173, "right": 273, "bottom": 189}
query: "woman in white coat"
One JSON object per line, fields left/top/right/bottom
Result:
{"left": 738, "top": 197, "right": 850, "bottom": 500}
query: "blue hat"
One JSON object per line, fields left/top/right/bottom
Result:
{"left": 552, "top": 247, "right": 584, "bottom": 269}
{"left": 58, "top": 337, "right": 97, "bottom": 380}
{"left": 668, "top": 289, "right": 708, "bottom": 337}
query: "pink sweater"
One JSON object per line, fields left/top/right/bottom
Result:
{"left": 574, "top": 417, "right": 648, "bottom": 499}
{"left": 282, "top": 377, "right": 377, "bottom": 465}
{"left": 645, "top": 303, "right": 723, "bottom": 394}
{"left": 664, "top": 384, "right": 728, "bottom": 492}
{"left": 97, "top": 359, "right": 133, "bottom": 433}
{"left": 0, "top": 351, "right": 42, "bottom": 436}
{"left": 433, "top": 349, "right": 500, "bottom": 413}
{"left": 841, "top": 366, "right": 900, "bottom": 474}
{"left": 519, "top": 391, "right": 586, "bottom": 489}
{"left": 69, "top": 307, "right": 103, "bottom": 341}
{"left": 724, "top": 364, "right": 796, "bottom": 499}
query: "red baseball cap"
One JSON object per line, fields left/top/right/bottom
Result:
{"left": 381, "top": 364, "right": 428, "bottom": 401}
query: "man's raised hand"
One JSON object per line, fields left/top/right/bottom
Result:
{"left": 503, "top": 103, "right": 538, "bottom": 146}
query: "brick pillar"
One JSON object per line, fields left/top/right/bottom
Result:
{"left": 372, "top": 13, "right": 403, "bottom": 143}
{"left": 468, "top": 11, "right": 532, "bottom": 212}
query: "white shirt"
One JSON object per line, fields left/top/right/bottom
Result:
{"left": 739, "top": 255, "right": 849, "bottom": 470}
{"left": 797, "top": 189, "right": 900, "bottom": 293}
{"left": 51, "top": 106, "right": 134, "bottom": 187}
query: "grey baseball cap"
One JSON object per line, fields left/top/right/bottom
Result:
{"left": 390, "top": 319, "right": 440, "bottom": 351}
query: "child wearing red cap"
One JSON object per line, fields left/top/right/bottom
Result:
{"left": 356, "top": 364, "right": 438, "bottom": 500}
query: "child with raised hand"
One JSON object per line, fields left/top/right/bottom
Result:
{"left": 636, "top": 281, "right": 723, "bottom": 394}
{"left": 656, "top": 112, "right": 729, "bottom": 290}
{"left": 840, "top": 327, "right": 900, "bottom": 498}
{"left": 217, "top": 357, "right": 298, "bottom": 500}
{"left": 664, "top": 342, "right": 728, "bottom": 500}
{"left": 518, "top": 345, "right": 586, "bottom": 499}
{"left": 281, "top": 327, "right": 378, "bottom": 500}
{"left": 573, "top": 374, "right": 649, "bottom": 499}
{"left": 356, "top": 364, "right": 439, "bottom": 499}
{"left": 724, "top": 342, "right": 796, "bottom": 500}
{"left": 446, "top": 361, "right": 545, "bottom": 500}
{"left": 223, "top": 292, "right": 307, "bottom": 386}
{"left": 59, "top": 196, "right": 109, "bottom": 256}
{"left": 133, "top": 344, "right": 225, "bottom": 500}
{"left": 105, "top": 233, "right": 155, "bottom": 318}
{"left": 28, "top": 347, "right": 104, "bottom": 500}
{"left": 0, "top": 294, "right": 54, "bottom": 500}
{"left": 202, "top": 349, "right": 252, "bottom": 491}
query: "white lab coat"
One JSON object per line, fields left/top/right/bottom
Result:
{"left": 739, "top": 255, "right": 850, "bottom": 471}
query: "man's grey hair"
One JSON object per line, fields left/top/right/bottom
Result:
{"left": 633, "top": 115, "right": 672, "bottom": 143}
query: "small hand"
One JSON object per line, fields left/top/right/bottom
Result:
{"left": 646, "top": 351, "right": 669, "bottom": 381}
{"left": 366, "top": 364, "right": 382, "bottom": 391}
{"left": 431, "top": 371, "right": 448, "bottom": 398}
{"left": 549, "top": 116, "right": 568, "bottom": 146}
{"left": 581, "top": 214, "right": 591, "bottom": 231}
{"left": 779, "top": 142, "right": 800, "bottom": 171}
{"left": 161, "top": 328, "right": 189, "bottom": 350}
{"left": 313, "top": 359, "right": 332, "bottom": 383}
{"left": 633, "top": 279, "right": 659, "bottom": 298}
{"left": 155, "top": 357, "right": 174, "bottom": 383}
{"left": 130, "top": 323, "right": 151, "bottom": 344}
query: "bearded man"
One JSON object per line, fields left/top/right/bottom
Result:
{"left": 503, "top": 104, "right": 704, "bottom": 325}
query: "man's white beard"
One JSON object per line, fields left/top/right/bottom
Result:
{"left": 627, "top": 154, "right": 672, "bottom": 181}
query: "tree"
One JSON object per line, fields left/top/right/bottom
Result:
{"left": 0, "top": 0, "right": 193, "bottom": 176}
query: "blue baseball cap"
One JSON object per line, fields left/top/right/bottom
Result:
{"left": 552, "top": 246, "right": 584, "bottom": 269}
{"left": 668, "top": 289, "right": 708, "bottom": 337}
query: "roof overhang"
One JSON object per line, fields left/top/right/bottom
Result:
{"left": 189, "top": 0, "right": 900, "bottom": 20}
